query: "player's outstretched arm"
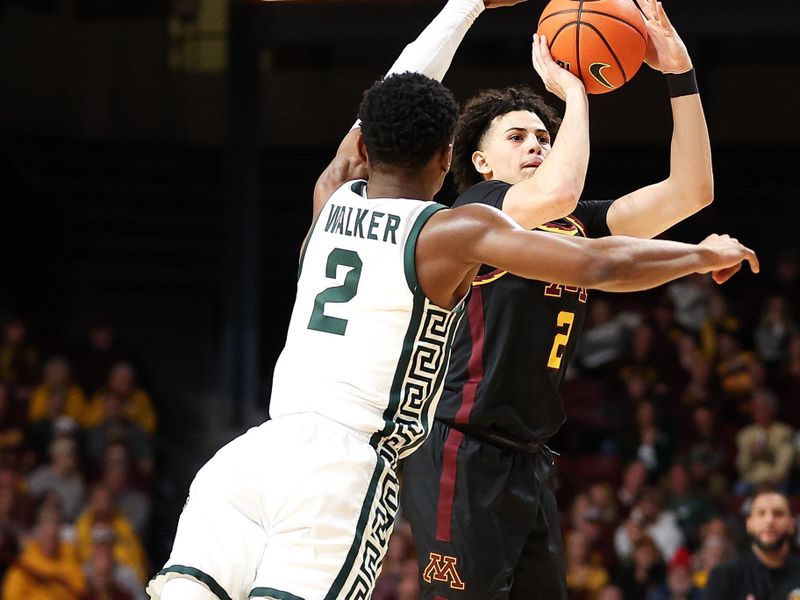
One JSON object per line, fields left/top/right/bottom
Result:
{"left": 313, "top": 0, "right": 524, "bottom": 221}
{"left": 606, "top": 0, "right": 712, "bottom": 239}
{"left": 502, "top": 33, "right": 590, "bottom": 230}
{"left": 417, "top": 203, "right": 758, "bottom": 308}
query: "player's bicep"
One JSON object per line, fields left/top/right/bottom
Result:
{"left": 608, "top": 180, "right": 693, "bottom": 238}
{"left": 502, "top": 182, "right": 578, "bottom": 230}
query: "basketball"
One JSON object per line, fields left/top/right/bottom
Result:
{"left": 537, "top": 0, "right": 648, "bottom": 95}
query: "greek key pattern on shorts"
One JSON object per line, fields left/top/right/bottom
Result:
{"left": 343, "top": 464, "right": 399, "bottom": 599}
{"left": 376, "top": 302, "right": 461, "bottom": 465}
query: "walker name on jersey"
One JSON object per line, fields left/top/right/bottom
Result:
{"left": 324, "top": 204, "right": 401, "bottom": 244}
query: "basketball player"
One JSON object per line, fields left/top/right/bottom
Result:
{"left": 396, "top": 0, "right": 722, "bottom": 598}
{"left": 147, "top": 16, "right": 756, "bottom": 600}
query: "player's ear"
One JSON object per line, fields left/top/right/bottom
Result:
{"left": 440, "top": 144, "right": 454, "bottom": 174}
{"left": 472, "top": 150, "right": 491, "bottom": 175}
{"left": 356, "top": 130, "right": 368, "bottom": 163}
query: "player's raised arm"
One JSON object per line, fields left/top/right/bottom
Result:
{"left": 313, "top": 0, "right": 527, "bottom": 221}
{"left": 416, "top": 203, "right": 758, "bottom": 308}
{"left": 606, "top": 0, "right": 713, "bottom": 238}
{"left": 499, "top": 33, "right": 590, "bottom": 229}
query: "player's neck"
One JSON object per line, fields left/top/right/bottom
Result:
{"left": 365, "top": 173, "right": 436, "bottom": 202}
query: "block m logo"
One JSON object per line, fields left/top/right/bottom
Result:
{"left": 423, "top": 552, "right": 466, "bottom": 590}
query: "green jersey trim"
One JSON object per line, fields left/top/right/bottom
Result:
{"left": 153, "top": 564, "right": 232, "bottom": 600}
{"left": 403, "top": 203, "right": 446, "bottom": 294}
{"left": 324, "top": 459, "right": 382, "bottom": 599}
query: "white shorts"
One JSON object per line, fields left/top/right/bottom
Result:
{"left": 147, "top": 414, "right": 400, "bottom": 600}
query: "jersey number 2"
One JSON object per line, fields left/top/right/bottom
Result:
{"left": 547, "top": 310, "right": 575, "bottom": 369}
{"left": 308, "top": 248, "right": 363, "bottom": 336}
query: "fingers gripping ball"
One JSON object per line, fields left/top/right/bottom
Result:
{"left": 537, "top": 0, "right": 648, "bottom": 94}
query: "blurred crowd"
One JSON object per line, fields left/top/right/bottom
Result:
{"left": 376, "top": 251, "right": 800, "bottom": 599}
{"left": 0, "top": 316, "right": 155, "bottom": 600}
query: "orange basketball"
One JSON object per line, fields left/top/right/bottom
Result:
{"left": 537, "top": 0, "right": 648, "bottom": 95}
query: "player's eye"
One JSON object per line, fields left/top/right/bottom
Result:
{"left": 538, "top": 136, "right": 551, "bottom": 145}
{"left": 509, "top": 134, "right": 523, "bottom": 142}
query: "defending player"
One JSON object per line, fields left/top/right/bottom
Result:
{"left": 400, "top": 0, "right": 719, "bottom": 598}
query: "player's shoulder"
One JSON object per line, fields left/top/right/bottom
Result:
{"left": 453, "top": 180, "right": 512, "bottom": 208}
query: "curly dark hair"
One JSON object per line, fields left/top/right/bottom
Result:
{"left": 451, "top": 87, "right": 562, "bottom": 193}
{"left": 358, "top": 72, "right": 459, "bottom": 171}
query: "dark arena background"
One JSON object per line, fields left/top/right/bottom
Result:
{"left": 0, "top": 0, "right": 799, "bottom": 598}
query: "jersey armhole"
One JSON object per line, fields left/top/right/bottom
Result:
{"left": 403, "top": 203, "right": 446, "bottom": 294}
{"left": 299, "top": 179, "right": 367, "bottom": 279}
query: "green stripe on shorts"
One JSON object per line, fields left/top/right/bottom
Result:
{"left": 154, "top": 564, "right": 232, "bottom": 600}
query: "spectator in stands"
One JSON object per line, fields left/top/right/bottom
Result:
{"left": 82, "top": 523, "right": 145, "bottom": 600}
{"left": 0, "top": 385, "right": 26, "bottom": 457}
{"left": 692, "top": 532, "right": 735, "bottom": 590}
{"left": 666, "top": 274, "right": 712, "bottom": 333}
{"left": 754, "top": 295, "right": 797, "bottom": 385}
{"left": 676, "top": 353, "right": 717, "bottom": 426}
{"left": 645, "top": 546, "right": 702, "bottom": 600}
{"left": 666, "top": 462, "right": 716, "bottom": 549}
{"left": 597, "top": 585, "right": 624, "bottom": 600}
{"left": 28, "top": 357, "right": 87, "bottom": 426}
{"left": 622, "top": 399, "right": 673, "bottom": 483}
{"left": 705, "top": 489, "right": 800, "bottom": 599}
{"left": 85, "top": 391, "right": 153, "bottom": 479}
{"left": 618, "top": 460, "right": 648, "bottom": 518}
{"left": 698, "top": 291, "right": 739, "bottom": 361}
{"left": 588, "top": 481, "right": 620, "bottom": 528}
{"left": 99, "top": 442, "right": 150, "bottom": 538}
{"left": 734, "top": 388, "right": 794, "bottom": 495}
{"left": 84, "top": 362, "right": 156, "bottom": 435}
{"left": 0, "top": 456, "right": 34, "bottom": 536}
{"left": 0, "top": 507, "right": 85, "bottom": 600}
{"left": 716, "top": 325, "right": 761, "bottom": 418}
{"left": 0, "top": 318, "right": 38, "bottom": 399}
{"left": 613, "top": 534, "right": 666, "bottom": 600}
{"left": 622, "top": 321, "right": 683, "bottom": 389}
{"left": 566, "top": 529, "right": 610, "bottom": 599}
{"left": 779, "top": 333, "right": 800, "bottom": 414}
{"left": 26, "top": 437, "right": 85, "bottom": 522}
{"left": 576, "top": 298, "right": 640, "bottom": 374}
{"left": 73, "top": 318, "right": 133, "bottom": 397}
{"left": 74, "top": 483, "right": 148, "bottom": 585}
{"left": 767, "top": 250, "right": 799, "bottom": 309}
{"left": 614, "top": 487, "right": 684, "bottom": 564}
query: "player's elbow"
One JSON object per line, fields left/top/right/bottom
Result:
{"left": 551, "top": 184, "right": 581, "bottom": 214}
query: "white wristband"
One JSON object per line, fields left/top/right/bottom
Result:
{"left": 385, "top": 0, "right": 485, "bottom": 82}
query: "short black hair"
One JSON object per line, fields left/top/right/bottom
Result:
{"left": 745, "top": 488, "right": 793, "bottom": 517}
{"left": 452, "top": 86, "right": 561, "bottom": 193}
{"left": 358, "top": 72, "right": 459, "bottom": 171}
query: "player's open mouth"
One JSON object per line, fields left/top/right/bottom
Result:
{"left": 522, "top": 160, "right": 542, "bottom": 169}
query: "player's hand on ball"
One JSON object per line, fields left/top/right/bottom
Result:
{"left": 640, "top": 0, "right": 692, "bottom": 74}
{"left": 699, "top": 233, "right": 760, "bottom": 284}
{"left": 531, "top": 33, "right": 585, "bottom": 100}
{"left": 483, "top": 0, "right": 528, "bottom": 7}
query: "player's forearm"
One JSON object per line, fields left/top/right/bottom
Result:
{"left": 530, "top": 88, "right": 589, "bottom": 207}
{"left": 666, "top": 93, "right": 713, "bottom": 208}
{"left": 385, "top": 0, "right": 485, "bottom": 81}
{"left": 586, "top": 236, "right": 719, "bottom": 292}
{"left": 510, "top": 88, "right": 589, "bottom": 227}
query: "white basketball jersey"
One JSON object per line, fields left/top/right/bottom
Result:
{"left": 270, "top": 180, "right": 465, "bottom": 463}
